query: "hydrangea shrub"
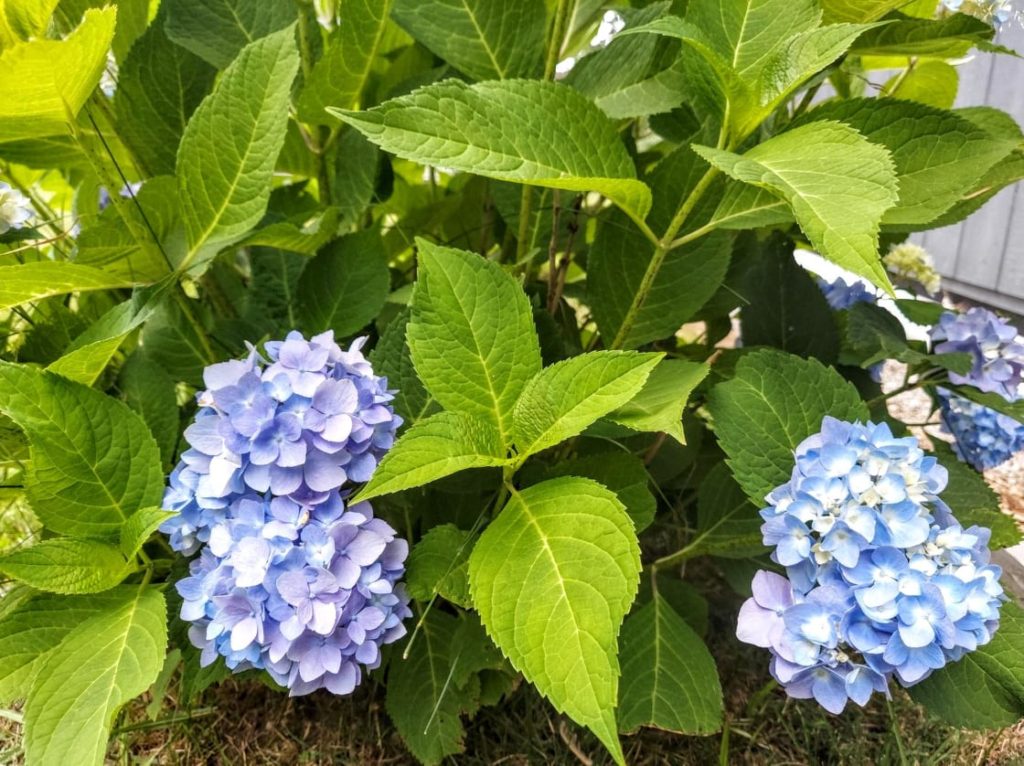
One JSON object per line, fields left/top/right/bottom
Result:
{"left": 1, "top": 2, "right": 1024, "bottom": 764}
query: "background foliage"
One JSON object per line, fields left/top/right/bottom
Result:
{"left": 1, "top": 0, "right": 1023, "bottom": 763}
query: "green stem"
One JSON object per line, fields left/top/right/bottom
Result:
{"left": 514, "top": 185, "right": 534, "bottom": 266}
{"left": 886, "top": 696, "right": 909, "bottom": 766}
{"left": 296, "top": 7, "right": 334, "bottom": 205}
{"left": 866, "top": 368, "right": 944, "bottom": 408}
{"left": 544, "top": 0, "right": 575, "bottom": 80}
{"left": 174, "top": 291, "right": 217, "bottom": 365}
{"left": 512, "top": 0, "right": 575, "bottom": 265}
{"left": 667, "top": 219, "right": 719, "bottom": 251}
{"left": 610, "top": 166, "right": 721, "bottom": 349}
{"left": 649, "top": 541, "right": 698, "bottom": 574}
{"left": 884, "top": 56, "right": 918, "bottom": 98}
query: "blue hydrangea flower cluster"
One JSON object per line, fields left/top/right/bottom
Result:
{"left": 817, "top": 276, "right": 874, "bottom": 311}
{"left": 161, "top": 331, "right": 411, "bottom": 696}
{"left": 737, "top": 417, "right": 1005, "bottom": 714}
{"left": 930, "top": 308, "right": 1024, "bottom": 401}
{"left": 938, "top": 388, "right": 1024, "bottom": 471}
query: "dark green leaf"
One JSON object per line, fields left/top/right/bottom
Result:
{"left": 707, "top": 349, "right": 869, "bottom": 504}
{"left": 163, "top": 0, "right": 297, "bottom": 69}
{"left": 298, "top": 230, "right": 390, "bottom": 338}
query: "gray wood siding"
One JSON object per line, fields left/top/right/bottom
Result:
{"left": 912, "top": 22, "right": 1024, "bottom": 314}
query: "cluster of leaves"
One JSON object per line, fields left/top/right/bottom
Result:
{"left": 0, "top": 0, "right": 1023, "bottom": 764}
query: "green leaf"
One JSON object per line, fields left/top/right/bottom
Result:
{"left": 296, "top": 0, "right": 394, "bottom": 122}
{"left": 114, "top": 18, "right": 216, "bottom": 177}
{"left": 0, "top": 8, "right": 116, "bottom": 142}
{"left": 706, "top": 349, "right": 869, "bottom": 504}
{"left": 910, "top": 601, "right": 1024, "bottom": 728}
{"left": 594, "top": 58, "right": 692, "bottom": 121}
{"left": 740, "top": 237, "right": 839, "bottom": 362}
{"left": 0, "top": 0, "right": 59, "bottom": 47}
{"left": 45, "top": 284, "right": 168, "bottom": 386}
{"left": 176, "top": 26, "right": 300, "bottom": 272}
{"left": 387, "top": 611, "right": 499, "bottom": 764}
{"left": 46, "top": 334, "right": 128, "bottom": 386}
{"left": 330, "top": 79, "right": 653, "bottom": 228}
{"left": 884, "top": 60, "right": 958, "bottom": 109}
{"left": 689, "top": 462, "right": 765, "bottom": 558}
{"left": 795, "top": 99, "right": 1014, "bottom": 227}
{"left": 0, "top": 589, "right": 133, "bottom": 704}
{"left": 23, "top": 586, "right": 167, "bottom": 766}
{"left": 542, "top": 451, "right": 657, "bottom": 532}
{"left": 0, "top": 362, "right": 164, "bottom": 539}
{"left": 512, "top": 351, "right": 662, "bottom": 459}
{"left": 392, "top": 0, "right": 546, "bottom": 82}
{"left": 0, "top": 540, "right": 129, "bottom": 594}
{"left": 469, "top": 477, "right": 641, "bottom": 765}
{"left": 141, "top": 301, "right": 209, "bottom": 387}
{"left": 74, "top": 176, "right": 180, "bottom": 281}
{"left": 163, "top": 0, "right": 297, "bottom": 69}
{"left": 895, "top": 297, "right": 946, "bottom": 326}
{"left": 119, "top": 351, "right": 179, "bottom": 466}
{"left": 0, "top": 262, "right": 136, "bottom": 311}
{"left": 331, "top": 129, "right": 380, "bottom": 227}
{"left": 606, "top": 359, "right": 709, "bottom": 445}
{"left": 567, "top": 3, "right": 673, "bottom": 116}
{"left": 843, "top": 302, "right": 935, "bottom": 369}
{"left": 618, "top": 593, "right": 722, "bottom": 735}
{"left": 636, "top": 575, "right": 710, "bottom": 636}
{"left": 370, "top": 309, "right": 436, "bottom": 426}
{"left": 758, "top": 23, "right": 877, "bottom": 108}
{"left": 405, "top": 523, "right": 474, "bottom": 607}
{"left": 241, "top": 209, "right": 342, "bottom": 256}
{"left": 686, "top": 0, "right": 820, "bottom": 78}
{"left": 927, "top": 145, "right": 1024, "bottom": 230}
{"left": 851, "top": 12, "right": 993, "bottom": 57}
{"left": 695, "top": 121, "right": 899, "bottom": 293}
{"left": 408, "top": 240, "right": 541, "bottom": 442}
{"left": 297, "top": 230, "right": 389, "bottom": 338}
{"left": 822, "top": 0, "right": 906, "bottom": 22}
{"left": 642, "top": 3, "right": 875, "bottom": 138}
{"left": 356, "top": 412, "right": 508, "bottom": 501}
{"left": 706, "top": 183, "right": 791, "bottom": 230}
{"left": 589, "top": 145, "right": 734, "bottom": 349}
{"left": 934, "top": 443, "right": 1022, "bottom": 550}
{"left": 119, "top": 507, "right": 174, "bottom": 560}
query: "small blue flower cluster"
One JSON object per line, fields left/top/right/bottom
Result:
{"left": 817, "top": 276, "right": 874, "bottom": 311}
{"left": 938, "top": 389, "right": 1024, "bottom": 471}
{"left": 737, "top": 417, "right": 1005, "bottom": 713}
{"left": 930, "top": 308, "right": 1024, "bottom": 402}
{"left": 162, "top": 331, "right": 411, "bottom": 696}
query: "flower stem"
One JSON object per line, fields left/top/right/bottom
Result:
{"left": 610, "top": 166, "right": 721, "bottom": 349}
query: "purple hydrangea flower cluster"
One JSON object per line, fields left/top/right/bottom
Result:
{"left": 737, "top": 417, "right": 1005, "bottom": 714}
{"left": 817, "top": 276, "right": 874, "bottom": 311}
{"left": 938, "top": 389, "right": 1024, "bottom": 471}
{"left": 930, "top": 308, "right": 1024, "bottom": 401}
{"left": 161, "top": 331, "right": 411, "bottom": 695}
